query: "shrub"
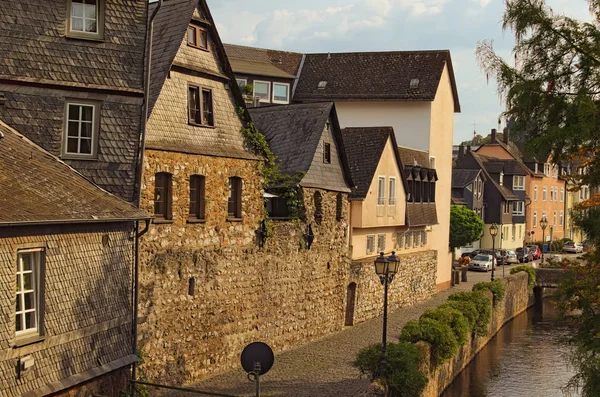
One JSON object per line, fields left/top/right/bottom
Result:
{"left": 421, "top": 307, "right": 470, "bottom": 345}
{"left": 354, "top": 342, "right": 428, "bottom": 397}
{"left": 400, "top": 317, "right": 459, "bottom": 366}
{"left": 472, "top": 280, "right": 505, "bottom": 306}
{"left": 440, "top": 300, "right": 479, "bottom": 330}
{"left": 448, "top": 291, "right": 492, "bottom": 336}
{"left": 510, "top": 265, "right": 536, "bottom": 295}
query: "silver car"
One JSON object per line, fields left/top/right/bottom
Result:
{"left": 469, "top": 254, "right": 493, "bottom": 272}
{"left": 506, "top": 250, "right": 519, "bottom": 264}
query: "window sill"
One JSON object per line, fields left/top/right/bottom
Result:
{"left": 187, "top": 218, "right": 206, "bottom": 224}
{"left": 61, "top": 154, "right": 99, "bottom": 161}
{"left": 153, "top": 219, "right": 174, "bottom": 225}
{"left": 66, "top": 33, "right": 105, "bottom": 42}
{"left": 226, "top": 217, "right": 243, "bottom": 223}
{"left": 188, "top": 122, "right": 216, "bottom": 129}
{"left": 14, "top": 335, "right": 45, "bottom": 348}
{"left": 187, "top": 43, "right": 210, "bottom": 52}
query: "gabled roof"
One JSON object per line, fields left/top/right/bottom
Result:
{"left": 456, "top": 152, "right": 519, "bottom": 201}
{"left": 398, "top": 146, "right": 431, "bottom": 168}
{"left": 340, "top": 126, "right": 407, "bottom": 200}
{"left": 451, "top": 190, "right": 468, "bottom": 206}
{"left": 452, "top": 169, "right": 482, "bottom": 189}
{"left": 224, "top": 43, "right": 303, "bottom": 78}
{"left": 248, "top": 102, "right": 352, "bottom": 192}
{"left": 294, "top": 50, "right": 460, "bottom": 112}
{"left": 0, "top": 121, "right": 148, "bottom": 226}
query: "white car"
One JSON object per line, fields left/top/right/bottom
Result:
{"left": 469, "top": 254, "right": 493, "bottom": 272}
{"left": 563, "top": 242, "right": 584, "bottom": 253}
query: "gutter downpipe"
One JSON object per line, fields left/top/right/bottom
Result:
{"left": 132, "top": 2, "right": 162, "bottom": 396}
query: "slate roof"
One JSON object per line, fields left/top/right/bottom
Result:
{"left": 340, "top": 126, "right": 407, "bottom": 200}
{"left": 294, "top": 50, "right": 461, "bottom": 112}
{"left": 451, "top": 190, "right": 467, "bottom": 206}
{"left": 224, "top": 43, "right": 304, "bottom": 78}
{"left": 452, "top": 169, "right": 481, "bottom": 189}
{"left": 398, "top": 146, "right": 431, "bottom": 168}
{"left": 471, "top": 153, "right": 519, "bottom": 201}
{"left": 248, "top": 103, "right": 352, "bottom": 192}
{"left": 0, "top": 121, "right": 148, "bottom": 226}
{"left": 406, "top": 203, "right": 438, "bottom": 226}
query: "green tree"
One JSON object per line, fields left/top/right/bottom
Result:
{"left": 449, "top": 206, "right": 484, "bottom": 257}
{"left": 477, "top": 1, "right": 600, "bottom": 394}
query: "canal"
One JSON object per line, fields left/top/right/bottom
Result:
{"left": 441, "top": 298, "right": 578, "bottom": 397}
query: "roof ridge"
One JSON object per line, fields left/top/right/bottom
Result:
{"left": 224, "top": 42, "right": 302, "bottom": 54}
{"left": 306, "top": 49, "right": 450, "bottom": 56}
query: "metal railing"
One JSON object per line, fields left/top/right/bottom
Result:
{"left": 131, "top": 380, "right": 239, "bottom": 397}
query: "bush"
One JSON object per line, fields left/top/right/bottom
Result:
{"left": 400, "top": 317, "right": 459, "bottom": 366}
{"left": 448, "top": 291, "right": 492, "bottom": 336}
{"left": 354, "top": 342, "right": 428, "bottom": 397}
{"left": 421, "top": 307, "right": 470, "bottom": 345}
{"left": 472, "top": 280, "right": 505, "bottom": 306}
{"left": 440, "top": 300, "right": 479, "bottom": 330}
{"left": 510, "top": 265, "right": 536, "bottom": 295}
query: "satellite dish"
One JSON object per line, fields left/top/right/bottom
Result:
{"left": 241, "top": 342, "right": 274, "bottom": 376}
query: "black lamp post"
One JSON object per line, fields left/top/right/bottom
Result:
{"left": 374, "top": 251, "right": 400, "bottom": 378}
{"left": 540, "top": 217, "right": 548, "bottom": 263}
{"left": 489, "top": 223, "right": 499, "bottom": 281}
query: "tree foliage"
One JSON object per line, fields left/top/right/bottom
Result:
{"left": 477, "top": 2, "right": 600, "bottom": 394}
{"left": 449, "top": 206, "right": 484, "bottom": 251}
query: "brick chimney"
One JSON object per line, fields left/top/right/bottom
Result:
{"left": 491, "top": 128, "right": 497, "bottom": 143}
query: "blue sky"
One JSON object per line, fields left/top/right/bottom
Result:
{"left": 208, "top": 0, "right": 591, "bottom": 144}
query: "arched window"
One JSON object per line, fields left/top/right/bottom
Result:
{"left": 314, "top": 191, "right": 323, "bottom": 225}
{"left": 189, "top": 175, "right": 206, "bottom": 221}
{"left": 154, "top": 172, "right": 172, "bottom": 219}
{"left": 228, "top": 177, "right": 242, "bottom": 219}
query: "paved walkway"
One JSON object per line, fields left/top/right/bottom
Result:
{"left": 156, "top": 263, "right": 533, "bottom": 397}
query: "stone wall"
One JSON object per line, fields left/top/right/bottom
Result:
{"left": 422, "top": 272, "right": 533, "bottom": 396}
{"left": 51, "top": 367, "right": 130, "bottom": 397}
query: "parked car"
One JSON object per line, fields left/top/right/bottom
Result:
{"left": 516, "top": 247, "right": 533, "bottom": 263}
{"left": 506, "top": 250, "right": 519, "bottom": 264}
{"left": 469, "top": 254, "right": 493, "bottom": 272}
{"left": 527, "top": 245, "right": 541, "bottom": 260}
{"left": 563, "top": 241, "right": 584, "bottom": 253}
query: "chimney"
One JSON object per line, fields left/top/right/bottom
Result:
{"left": 458, "top": 144, "right": 465, "bottom": 160}
{"left": 491, "top": 128, "right": 497, "bottom": 143}
{"left": 466, "top": 145, "right": 472, "bottom": 153}
{"left": 503, "top": 127, "right": 510, "bottom": 144}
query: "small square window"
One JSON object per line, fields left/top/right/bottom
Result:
{"left": 273, "top": 83, "right": 290, "bottom": 104}
{"left": 63, "top": 101, "right": 99, "bottom": 159}
{"left": 67, "top": 0, "right": 104, "bottom": 40}
{"left": 253, "top": 81, "right": 271, "bottom": 102}
{"left": 324, "top": 143, "right": 331, "bottom": 164}
{"left": 187, "top": 25, "right": 209, "bottom": 50}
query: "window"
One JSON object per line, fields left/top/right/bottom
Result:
{"left": 366, "top": 235, "right": 375, "bottom": 254}
{"left": 405, "top": 232, "right": 412, "bottom": 248}
{"left": 413, "top": 231, "right": 420, "bottom": 247}
{"left": 513, "top": 175, "right": 525, "bottom": 190}
{"left": 415, "top": 180, "right": 422, "bottom": 203}
{"left": 560, "top": 187, "right": 565, "bottom": 202}
{"left": 388, "top": 177, "right": 396, "bottom": 206}
{"left": 67, "top": 0, "right": 104, "bottom": 40}
{"left": 273, "top": 83, "right": 290, "bottom": 104}
{"left": 16, "top": 249, "right": 44, "bottom": 338}
{"left": 187, "top": 25, "right": 208, "bottom": 50}
{"left": 377, "top": 234, "right": 386, "bottom": 253}
{"left": 336, "top": 193, "right": 344, "bottom": 221}
{"left": 63, "top": 102, "right": 99, "bottom": 158}
{"left": 499, "top": 172, "right": 504, "bottom": 186}
{"left": 236, "top": 78, "right": 247, "bottom": 88}
{"left": 396, "top": 233, "right": 404, "bottom": 250}
{"left": 544, "top": 163, "right": 551, "bottom": 177}
{"left": 512, "top": 225, "right": 516, "bottom": 241}
{"left": 429, "top": 156, "right": 436, "bottom": 169}
{"left": 560, "top": 210, "right": 564, "bottom": 226}
{"left": 323, "top": 142, "right": 331, "bottom": 164}
{"left": 504, "top": 201, "right": 510, "bottom": 214}
{"left": 189, "top": 175, "right": 206, "bottom": 221}
{"left": 377, "top": 177, "right": 386, "bottom": 216}
{"left": 253, "top": 81, "right": 271, "bottom": 102}
{"left": 534, "top": 185, "right": 538, "bottom": 201}
{"left": 554, "top": 211, "right": 557, "bottom": 226}
{"left": 314, "top": 191, "right": 323, "bottom": 224}
{"left": 421, "top": 231, "right": 427, "bottom": 246}
{"left": 228, "top": 177, "right": 242, "bottom": 219}
{"left": 154, "top": 173, "right": 172, "bottom": 220}
{"left": 552, "top": 165, "right": 558, "bottom": 178}
{"left": 542, "top": 211, "right": 547, "bottom": 225}
{"left": 188, "top": 86, "right": 214, "bottom": 127}
{"left": 533, "top": 211, "right": 538, "bottom": 227}
{"left": 543, "top": 186, "right": 548, "bottom": 201}
{"left": 512, "top": 201, "right": 524, "bottom": 215}
{"left": 430, "top": 181, "right": 436, "bottom": 203}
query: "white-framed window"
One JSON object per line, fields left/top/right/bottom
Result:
{"left": 512, "top": 225, "right": 516, "bottom": 241}
{"left": 67, "top": 0, "right": 104, "bottom": 40}
{"left": 396, "top": 232, "right": 404, "bottom": 250}
{"left": 542, "top": 211, "right": 547, "bottom": 225}
{"left": 560, "top": 210, "right": 564, "bottom": 226}
{"left": 504, "top": 201, "right": 511, "bottom": 214}
{"left": 512, "top": 201, "right": 525, "bottom": 215}
{"left": 534, "top": 185, "right": 538, "bottom": 201}
{"left": 236, "top": 78, "right": 247, "bottom": 88}
{"left": 377, "top": 177, "right": 386, "bottom": 217}
{"left": 544, "top": 163, "right": 551, "bottom": 177}
{"left": 499, "top": 172, "right": 504, "bottom": 186}
{"left": 405, "top": 232, "right": 412, "bottom": 248}
{"left": 413, "top": 231, "right": 420, "bottom": 247}
{"left": 533, "top": 211, "right": 538, "bottom": 227}
{"left": 15, "top": 249, "right": 44, "bottom": 338}
{"left": 513, "top": 175, "right": 525, "bottom": 190}
{"left": 388, "top": 177, "right": 397, "bottom": 215}
{"left": 553, "top": 165, "right": 558, "bottom": 178}
{"left": 253, "top": 81, "right": 271, "bottom": 102}
{"left": 377, "top": 234, "right": 386, "bottom": 253}
{"left": 366, "top": 235, "right": 375, "bottom": 254}
{"left": 550, "top": 187, "right": 554, "bottom": 202}
{"left": 543, "top": 186, "right": 547, "bottom": 201}
{"left": 421, "top": 230, "right": 427, "bottom": 246}
{"left": 553, "top": 211, "right": 557, "bottom": 225}
{"left": 560, "top": 187, "right": 565, "bottom": 202}
{"left": 63, "top": 101, "right": 99, "bottom": 158}
{"left": 272, "top": 82, "right": 290, "bottom": 104}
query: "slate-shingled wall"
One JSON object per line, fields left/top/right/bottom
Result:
{"left": 0, "top": 223, "right": 136, "bottom": 396}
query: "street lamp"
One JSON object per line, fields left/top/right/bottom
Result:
{"left": 489, "top": 224, "right": 499, "bottom": 281}
{"left": 540, "top": 217, "right": 548, "bottom": 263}
{"left": 374, "top": 251, "right": 400, "bottom": 378}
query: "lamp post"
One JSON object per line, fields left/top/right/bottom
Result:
{"left": 489, "top": 224, "right": 499, "bottom": 281}
{"left": 540, "top": 217, "right": 548, "bottom": 263}
{"left": 374, "top": 251, "right": 400, "bottom": 378}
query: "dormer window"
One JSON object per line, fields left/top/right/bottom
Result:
{"left": 324, "top": 143, "right": 331, "bottom": 164}
{"left": 499, "top": 172, "right": 504, "bottom": 186}
{"left": 67, "top": 0, "right": 105, "bottom": 40}
{"left": 187, "top": 24, "right": 208, "bottom": 50}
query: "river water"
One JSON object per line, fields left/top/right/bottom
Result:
{"left": 441, "top": 299, "right": 579, "bottom": 397}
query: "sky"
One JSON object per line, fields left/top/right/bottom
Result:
{"left": 207, "top": 0, "right": 592, "bottom": 144}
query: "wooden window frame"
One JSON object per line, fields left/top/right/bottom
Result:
{"left": 186, "top": 24, "right": 209, "bottom": 51}
{"left": 366, "top": 235, "right": 375, "bottom": 255}
{"left": 323, "top": 142, "right": 331, "bottom": 164}
{"left": 154, "top": 172, "right": 173, "bottom": 221}
{"left": 62, "top": 100, "right": 101, "bottom": 160}
{"left": 253, "top": 80, "right": 271, "bottom": 103}
{"left": 513, "top": 175, "right": 525, "bottom": 191}
{"left": 377, "top": 234, "right": 386, "bottom": 253}
{"left": 272, "top": 82, "right": 290, "bottom": 104}
{"left": 227, "top": 177, "right": 243, "bottom": 220}
{"left": 188, "top": 175, "right": 206, "bottom": 222}
{"left": 188, "top": 84, "right": 215, "bottom": 127}
{"left": 66, "top": 0, "right": 105, "bottom": 41}
{"left": 15, "top": 249, "right": 46, "bottom": 344}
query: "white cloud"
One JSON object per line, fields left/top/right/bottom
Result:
{"left": 479, "top": 0, "right": 490, "bottom": 7}
{"left": 366, "top": 0, "right": 393, "bottom": 16}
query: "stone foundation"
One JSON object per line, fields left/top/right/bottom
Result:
{"left": 49, "top": 367, "right": 130, "bottom": 397}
